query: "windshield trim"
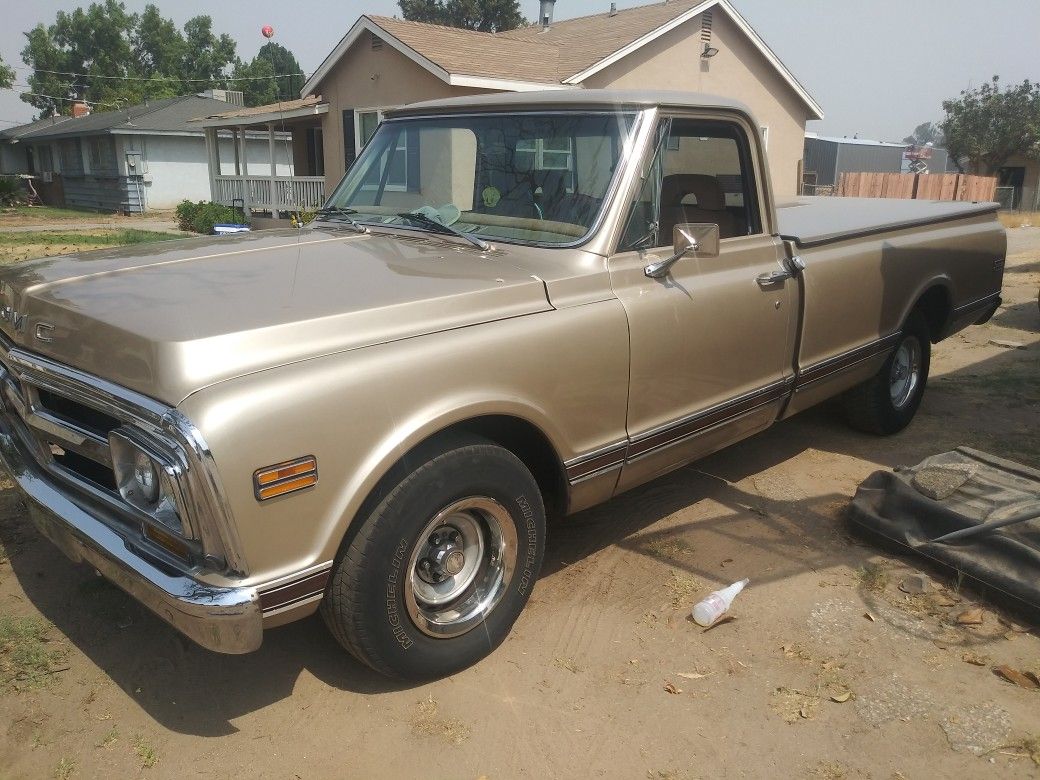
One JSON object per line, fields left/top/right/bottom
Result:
{"left": 319, "top": 109, "right": 648, "bottom": 251}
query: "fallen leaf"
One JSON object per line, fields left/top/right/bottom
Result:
{"left": 830, "top": 691, "right": 852, "bottom": 703}
{"left": 676, "top": 672, "right": 710, "bottom": 680}
{"left": 799, "top": 707, "right": 810, "bottom": 719}
{"left": 1026, "top": 671, "right": 1040, "bottom": 687}
{"left": 863, "top": 612, "right": 875, "bottom": 622}
{"left": 961, "top": 652, "right": 989, "bottom": 666}
{"left": 956, "top": 608, "right": 984, "bottom": 625}
{"left": 992, "top": 665, "right": 1040, "bottom": 690}
{"left": 663, "top": 683, "right": 682, "bottom": 695}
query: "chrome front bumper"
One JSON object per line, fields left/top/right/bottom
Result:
{"left": 0, "top": 420, "right": 263, "bottom": 654}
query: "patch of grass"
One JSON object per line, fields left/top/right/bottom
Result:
{"left": 95, "top": 725, "right": 119, "bottom": 749}
{"left": 411, "top": 697, "right": 471, "bottom": 746}
{"left": 54, "top": 757, "right": 75, "bottom": 779}
{"left": 0, "top": 229, "right": 186, "bottom": 264}
{"left": 1002, "top": 735, "right": 1040, "bottom": 765}
{"left": 999, "top": 212, "right": 1040, "bottom": 229}
{"left": 133, "top": 734, "right": 158, "bottom": 768}
{"left": 856, "top": 562, "right": 889, "bottom": 593}
{"left": 0, "top": 205, "right": 108, "bottom": 222}
{"left": 0, "top": 614, "right": 67, "bottom": 689}
{"left": 666, "top": 570, "right": 703, "bottom": 609}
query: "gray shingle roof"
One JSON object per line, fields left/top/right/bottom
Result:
{"left": 0, "top": 115, "right": 74, "bottom": 141}
{"left": 13, "top": 96, "right": 239, "bottom": 141}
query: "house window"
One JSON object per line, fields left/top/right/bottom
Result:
{"left": 356, "top": 109, "right": 409, "bottom": 191}
{"left": 515, "top": 136, "right": 575, "bottom": 190}
{"left": 88, "top": 138, "right": 104, "bottom": 171}
{"left": 37, "top": 145, "right": 54, "bottom": 172}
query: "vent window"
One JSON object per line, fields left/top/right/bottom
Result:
{"left": 371, "top": 34, "right": 384, "bottom": 51}
{"left": 701, "top": 11, "right": 713, "bottom": 43}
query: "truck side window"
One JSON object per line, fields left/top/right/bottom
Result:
{"left": 620, "top": 119, "right": 761, "bottom": 250}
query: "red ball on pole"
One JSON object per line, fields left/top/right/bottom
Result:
{"left": 261, "top": 25, "right": 274, "bottom": 38}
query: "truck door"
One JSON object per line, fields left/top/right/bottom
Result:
{"left": 608, "top": 115, "right": 798, "bottom": 491}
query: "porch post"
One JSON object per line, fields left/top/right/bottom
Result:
{"left": 204, "top": 128, "right": 219, "bottom": 202}
{"left": 238, "top": 126, "right": 251, "bottom": 213}
{"left": 268, "top": 123, "right": 279, "bottom": 220}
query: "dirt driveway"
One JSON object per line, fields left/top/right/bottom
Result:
{"left": 1, "top": 231, "right": 1038, "bottom": 779}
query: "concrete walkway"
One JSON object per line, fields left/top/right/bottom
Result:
{"left": 0, "top": 219, "right": 181, "bottom": 233}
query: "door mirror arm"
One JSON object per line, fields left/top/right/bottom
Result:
{"left": 643, "top": 224, "right": 719, "bottom": 278}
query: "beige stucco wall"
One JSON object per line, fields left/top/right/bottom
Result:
{"left": 314, "top": 32, "right": 488, "bottom": 194}
{"left": 581, "top": 12, "right": 813, "bottom": 198}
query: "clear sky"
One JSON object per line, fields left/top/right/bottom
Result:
{"left": 1, "top": 0, "right": 1038, "bottom": 142}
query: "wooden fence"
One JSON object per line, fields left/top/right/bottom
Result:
{"left": 836, "top": 172, "right": 997, "bottom": 202}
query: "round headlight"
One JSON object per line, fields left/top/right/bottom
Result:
{"left": 132, "top": 451, "right": 160, "bottom": 504}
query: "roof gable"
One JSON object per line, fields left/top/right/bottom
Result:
{"left": 301, "top": 1, "right": 822, "bottom": 119}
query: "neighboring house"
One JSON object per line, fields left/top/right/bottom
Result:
{"left": 204, "top": 0, "right": 823, "bottom": 217}
{"left": 0, "top": 116, "right": 73, "bottom": 174}
{"left": 803, "top": 134, "right": 950, "bottom": 193}
{"left": 0, "top": 93, "right": 292, "bottom": 213}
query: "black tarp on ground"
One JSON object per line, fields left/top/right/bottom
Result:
{"left": 848, "top": 447, "right": 1040, "bottom": 621}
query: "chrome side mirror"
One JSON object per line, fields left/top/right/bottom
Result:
{"left": 644, "top": 223, "right": 720, "bottom": 278}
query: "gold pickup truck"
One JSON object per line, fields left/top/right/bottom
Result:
{"left": 0, "top": 91, "right": 1005, "bottom": 679}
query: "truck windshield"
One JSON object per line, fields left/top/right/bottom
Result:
{"left": 323, "top": 111, "right": 638, "bottom": 246}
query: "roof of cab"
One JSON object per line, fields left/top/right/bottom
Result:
{"left": 385, "top": 89, "right": 757, "bottom": 121}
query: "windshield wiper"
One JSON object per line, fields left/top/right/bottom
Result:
{"left": 314, "top": 206, "right": 369, "bottom": 234}
{"left": 396, "top": 211, "right": 490, "bottom": 251}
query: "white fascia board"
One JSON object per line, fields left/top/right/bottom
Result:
{"left": 563, "top": 0, "right": 824, "bottom": 121}
{"left": 447, "top": 74, "right": 572, "bottom": 91}
{"left": 302, "top": 17, "right": 451, "bottom": 96}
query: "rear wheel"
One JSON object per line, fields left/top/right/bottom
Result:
{"left": 321, "top": 435, "right": 545, "bottom": 680}
{"left": 843, "top": 311, "right": 931, "bottom": 435}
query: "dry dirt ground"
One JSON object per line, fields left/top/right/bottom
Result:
{"left": 1, "top": 230, "right": 1039, "bottom": 780}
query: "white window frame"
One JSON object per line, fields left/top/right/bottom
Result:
{"left": 355, "top": 107, "right": 408, "bottom": 191}
{"left": 760, "top": 126, "right": 769, "bottom": 150}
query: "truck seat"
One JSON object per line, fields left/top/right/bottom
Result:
{"left": 659, "top": 174, "right": 736, "bottom": 239}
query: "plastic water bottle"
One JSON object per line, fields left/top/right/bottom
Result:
{"left": 692, "top": 578, "right": 749, "bottom": 626}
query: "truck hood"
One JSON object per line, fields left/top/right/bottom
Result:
{"left": 0, "top": 228, "right": 552, "bottom": 404}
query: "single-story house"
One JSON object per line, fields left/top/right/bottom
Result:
{"left": 0, "top": 93, "right": 293, "bottom": 213}
{"left": 202, "top": 0, "right": 823, "bottom": 218}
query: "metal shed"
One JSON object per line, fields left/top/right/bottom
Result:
{"left": 803, "top": 134, "right": 910, "bottom": 191}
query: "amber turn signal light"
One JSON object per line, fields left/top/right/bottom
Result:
{"left": 254, "top": 456, "right": 318, "bottom": 500}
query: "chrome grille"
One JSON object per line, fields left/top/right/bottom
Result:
{"left": 0, "top": 333, "right": 245, "bottom": 575}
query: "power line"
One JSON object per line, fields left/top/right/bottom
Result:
{"left": 1, "top": 86, "right": 119, "bottom": 108}
{"left": 14, "top": 65, "right": 303, "bottom": 83}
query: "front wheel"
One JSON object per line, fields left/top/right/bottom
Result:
{"left": 321, "top": 435, "right": 545, "bottom": 680}
{"left": 842, "top": 311, "right": 931, "bottom": 435}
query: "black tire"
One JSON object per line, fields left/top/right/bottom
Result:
{"left": 842, "top": 311, "right": 931, "bottom": 435}
{"left": 321, "top": 435, "right": 545, "bottom": 680}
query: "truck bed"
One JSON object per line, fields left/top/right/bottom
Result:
{"left": 776, "top": 197, "right": 999, "bottom": 248}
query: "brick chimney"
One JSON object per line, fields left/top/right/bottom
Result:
{"left": 71, "top": 101, "right": 90, "bottom": 118}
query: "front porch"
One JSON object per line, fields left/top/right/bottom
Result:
{"left": 196, "top": 96, "right": 329, "bottom": 219}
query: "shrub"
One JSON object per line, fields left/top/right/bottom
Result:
{"left": 0, "top": 176, "right": 26, "bottom": 207}
{"left": 175, "top": 200, "right": 247, "bottom": 234}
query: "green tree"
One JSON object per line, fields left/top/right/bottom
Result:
{"left": 19, "top": 2, "right": 255, "bottom": 116}
{"left": 233, "top": 43, "right": 303, "bottom": 106}
{"left": 398, "top": 0, "right": 526, "bottom": 32}
{"left": 902, "top": 122, "right": 944, "bottom": 147}
{"left": 941, "top": 76, "right": 1040, "bottom": 173}
{"left": 0, "top": 56, "right": 13, "bottom": 89}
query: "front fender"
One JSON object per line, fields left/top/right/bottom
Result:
{"left": 178, "top": 300, "right": 630, "bottom": 587}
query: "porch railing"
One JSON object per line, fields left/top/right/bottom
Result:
{"left": 213, "top": 175, "right": 326, "bottom": 213}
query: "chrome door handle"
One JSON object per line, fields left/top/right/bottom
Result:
{"left": 755, "top": 269, "right": 793, "bottom": 287}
